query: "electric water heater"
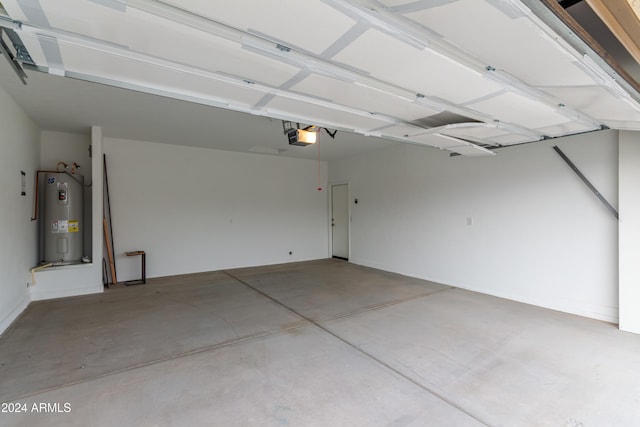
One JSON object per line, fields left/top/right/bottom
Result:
{"left": 43, "top": 173, "right": 83, "bottom": 264}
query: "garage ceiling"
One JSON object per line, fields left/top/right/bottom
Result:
{"left": 1, "top": 0, "right": 639, "bottom": 156}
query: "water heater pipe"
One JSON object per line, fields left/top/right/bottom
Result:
{"left": 30, "top": 262, "right": 53, "bottom": 285}
{"left": 30, "top": 170, "right": 85, "bottom": 221}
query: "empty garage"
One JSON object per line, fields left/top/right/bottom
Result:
{"left": 1, "top": 0, "right": 640, "bottom": 425}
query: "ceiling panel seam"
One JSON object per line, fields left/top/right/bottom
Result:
{"left": 246, "top": 29, "right": 324, "bottom": 59}
{"left": 387, "top": 0, "right": 459, "bottom": 14}
{"left": 252, "top": 93, "right": 276, "bottom": 111}
{"left": 367, "top": 123, "right": 395, "bottom": 133}
{"left": 242, "top": 30, "right": 373, "bottom": 82}
{"left": 126, "top": 0, "right": 242, "bottom": 43}
{"left": 15, "top": 0, "right": 48, "bottom": 27}
{"left": 37, "top": 34, "right": 64, "bottom": 76}
{"left": 287, "top": 90, "right": 335, "bottom": 105}
{"left": 252, "top": 22, "right": 369, "bottom": 111}
{"left": 88, "top": 0, "right": 126, "bottom": 13}
{"left": 319, "top": 21, "right": 370, "bottom": 59}
{"left": 323, "top": 0, "right": 433, "bottom": 50}
{"left": 485, "top": 0, "right": 529, "bottom": 19}
{"left": 253, "top": 71, "right": 311, "bottom": 110}
{"left": 459, "top": 89, "right": 509, "bottom": 107}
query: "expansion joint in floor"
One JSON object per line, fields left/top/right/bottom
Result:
{"left": 223, "top": 271, "right": 490, "bottom": 427}
{"left": 7, "top": 323, "right": 309, "bottom": 403}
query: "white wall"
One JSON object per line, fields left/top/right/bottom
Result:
{"left": 0, "top": 85, "right": 40, "bottom": 335}
{"left": 41, "top": 130, "right": 91, "bottom": 172}
{"left": 104, "top": 137, "right": 329, "bottom": 282}
{"left": 330, "top": 130, "right": 619, "bottom": 322}
{"left": 619, "top": 131, "right": 640, "bottom": 333}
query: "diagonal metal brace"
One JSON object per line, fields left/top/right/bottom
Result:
{"left": 553, "top": 145, "right": 618, "bottom": 220}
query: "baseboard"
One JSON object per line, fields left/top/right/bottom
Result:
{"left": 349, "top": 257, "right": 619, "bottom": 325}
{"left": 30, "top": 284, "right": 103, "bottom": 302}
{"left": 0, "top": 294, "right": 30, "bottom": 338}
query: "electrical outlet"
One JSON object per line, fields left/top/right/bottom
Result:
{"left": 466, "top": 217, "right": 473, "bottom": 226}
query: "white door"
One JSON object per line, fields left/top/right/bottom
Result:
{"left": 331, "top": 184, "right": 349, "bottom": 260}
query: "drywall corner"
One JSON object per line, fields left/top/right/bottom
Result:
{"left": 0, "top": 84, "right": 39, "bottom": 336}
{"left": 0, "top": 294, "right": 30, "bottom": 338}
{"left": 619, "top": 130, "right": 640, "bottom": 333}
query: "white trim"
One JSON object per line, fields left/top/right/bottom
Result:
{"left": 30, "top": 284, "right": 102, "bottom": 302}
{"left": 329, "top": 182, "right": 350, "bottom": 260}
{"left": 0, "top": 294, "right": 29, "bottom": 337}
{"left": 349, "top": 256, "right": 618, "bottom": 324}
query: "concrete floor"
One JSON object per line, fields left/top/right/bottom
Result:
{"left": 1, "top": 259, "right": 639, "bottom": 426}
